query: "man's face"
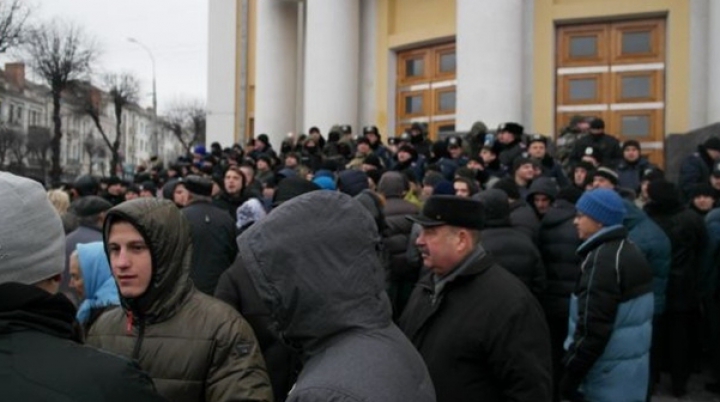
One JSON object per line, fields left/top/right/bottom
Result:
{"left": 255, "top": 140, "right": 266, "bottom": 151}
{"left": 366, "top": 132, "right": 378, "bottom": 144}
{"left": 533, "top": 194, "right": 552, "bottom": 215}
{"left": 68, "top": 255, "right": 84, "bottom": 300}
{"left": 173, "top": 184, "right": 189, "bottom": 207}
{"left": 693, "top": 195, "right": 715, "bottom": 212}
{"left": 574, "top": 212, "right": 603, "bottom": 240}
{"left": 421, "top": 185, "right": 434, "bottom": 201}
{"left": 574, "top": 168, "right": 588, "bottom": 186}
{"left": 623, "top": 147, "right": 640, "bottom": 163}
{"left": 397, "top": 150, "right": 411, "bottom": 163}
{"left": 480, "top": 149, "right": 496, "bottom": 164}
{"left": 262, "top": 186, "right": 275, "bottom": 200}
{"left": 107, "top": 222, "right": 153, "bottom": 298}
{"left": 357, "top": 143, "right": 370, "bottom": 154}
{"left": 711, "top": 175, "right": 720, "bottom": 190}
{"left": 592, "top": 176, "right": 615, "bottom": 190}
{"left": 257, "top": 159, "right": 269, "bottom": 171}
{"left": 528, "top": 142, "right": 546, "bottom": 159}
{"left": 285, "top": 156, "right": 298, "bottom": 168}
{"left": 576, "top": 121, "right": 591, "bottom": 132}
{"left": 108, "top": 184, "right": 122, "bottom": 196}
{"left": 449, "top": 146, "right": 463, "bottom": 159}
{"left": 416, "top": 225, "right": 465, "bottom": 276}
{"left": 240, "top": 166, "right": 255, "bottom": 184}
{"left": 140, "top": 190, "right": 154, "bottom": 198}
{"left": 590, "top": 128, "right": 604, "bottom": 136}
{"left": 125, "top": 191, "right": 139, "bottom": 201}
{"left": 454, "top": 181, "right": 470, "bottom": 198}
{"left": 497, "top": 131, "right": 513, "bottom": 145}
{"left": 709, "top": 149, "right": 720, "bottom": 161}
{"left": 516, "top": 164, "right": 535, "bottom": 182}
{"left": 224, "top": 170, "right": 244, "bottom": 194}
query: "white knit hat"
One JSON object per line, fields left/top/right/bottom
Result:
{"left": 0, "top": 172, "right": 65, "bottom": 285}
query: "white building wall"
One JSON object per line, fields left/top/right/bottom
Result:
{"left": 206, "top": 0, "right": 238, "bottom": 148}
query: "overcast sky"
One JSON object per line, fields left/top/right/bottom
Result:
{"left": 3, "top": 0, "right": 208, "bottom": 113}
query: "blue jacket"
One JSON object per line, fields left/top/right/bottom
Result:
{"left": 564, "top": 225, "right": 654, "bottom": 402}
{"left": 623, "top": 200, "right": 671, "bottom": 315}
{"left": 617, "top": 157, "right": 652, "bottom": 193}
{"left": 75, "top": 242, "right": 120, "bottom": 325}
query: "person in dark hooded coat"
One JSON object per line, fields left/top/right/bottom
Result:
{"left": 477, "top": 189, "right": 546, "bottom": 297}
{"left": 237, "top": 191, "right": 436, "bottom": 402}
{"left": 679, "top": 137, "right": 720, "bottom": 201}
{"left": 215, "top": 177, "right": 320, "bottom": 402}
{"left": 644, "top": 180, "right": 708, "bottom": 397}
{"left": 377, "top": 171, "right": 420, "bottom": 317}
{"left": 492, "top": 178, "right": 540, "bottom": 243}
{"left": 537, "top": 186, "right": 583, "bottom": 401}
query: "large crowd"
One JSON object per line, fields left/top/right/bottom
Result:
{"left": 2, "top": 117, "right": 720, "bottom": 402}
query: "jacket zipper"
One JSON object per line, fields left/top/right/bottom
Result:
{"left": 127, "top": 311, "right": 146, "bottom": 361}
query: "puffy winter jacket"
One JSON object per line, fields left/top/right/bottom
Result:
{"left": 383, "top": 194, "right": 421, "bottom": 317}
{"left": 622, "top": 200, "right": 671, "bottom": 315}
{"left": 617, "top": 157, "right": 652, "bottom": 193}
{"left": 701, "top": 208, "right": 720, "bottom": 298}
{"left": 479, "top": 189, "right": 546, "bottom": 296}
{"left": 87, "top": 199, "right": 272, "bottom": 402}
{"left": 563, "top": 225, "right": 654, "bottom": 402}
{"left": 509, "top": 200, "right": 540, "bottom": 243}
{"left": 538, "top": 199, "right": 582, "bottom": 320}
{"left": 679, "top": 145, "right": 715, "bottom": 201}
{"left": 645, "top": 201, "right": 707, "bottom": 312}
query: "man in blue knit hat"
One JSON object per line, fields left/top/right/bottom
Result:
{"left": 561, "top": 189, "right": 654, "bottom": 402}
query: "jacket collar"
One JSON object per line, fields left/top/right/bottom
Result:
{"left": 577, "top": 224, "right": 627, "bottom": 256}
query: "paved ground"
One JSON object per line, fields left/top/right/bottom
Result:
{"left": 653, "top": 372, "right": 720, "bottom": 402}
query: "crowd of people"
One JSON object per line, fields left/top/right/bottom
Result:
{"left": 2, "top": 117, "right": 720, "bottom": 402}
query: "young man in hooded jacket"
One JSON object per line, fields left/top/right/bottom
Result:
{"left": 87, "top": 198, "right": 272, "bottom": 402}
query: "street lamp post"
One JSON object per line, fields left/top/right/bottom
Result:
{"left": 127, "top": 37, "right": 159, "bottom": 158}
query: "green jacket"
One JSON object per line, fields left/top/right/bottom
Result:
{"left": 87, "top": 198, "right": 273, "bottom": 402}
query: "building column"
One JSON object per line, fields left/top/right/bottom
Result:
{"left": 456, "top": 0, "right": 524, "bottom": 131}
{"left": 303, "top": 0, "right": 360, "bottom": 134}
{"left": 206, "top": 0, "right": 238, "bottom": 148}
{"left": 708, "top": 0, "right": 720, "bottom": 124}
{"left": 254, "top": 0, "right": 299, "bottom": 149}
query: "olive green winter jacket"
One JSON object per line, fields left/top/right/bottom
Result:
{"left": 87, "top": 198, "right": 273, "bottom": 402}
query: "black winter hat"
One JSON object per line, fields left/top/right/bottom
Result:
{"left": 337, "top": 170, "right": 369, "bottom": 197}
{"left": 526, "top": 177, "right": 559, "bottom": 202}
{"left": 397, "top": 144, "right": 418, "bottom": 162}
{"left": 528, "top": 134, "right": 548, "bottom": 146}
{"left": 512, "top": 156, "right": 538, "bottom": 173}
{"left": 556, "top": 186, "right": 584, "bottom": 204}
{"left": 641, "top": 167, "right": 665, "bottom": 182}
{"left": 499, "top": 122, "right": 524, "bottom": 138}
{"left": 690, "top": 183, "right": 717, "bottom": 199}
{"left": 181, "top": 175, "right": 213, "bottom": 197}
{"left": 594, "top": 167, "right": 619, "bottom": 186}
{"left": 647, "top": 180, "right": 680, "bottom": 207}
{"left": 447, "top": 136, "right": 463, "bottom": 148}
{"left": 492, "top": 178, "right": 521, "bottom": 200}
{"left": 273, "top": 177, "right": 320, "bottom": 206}
{"left": 408, "top": 195, "right": 486, "bottom": 230}
{"left": 590, "top": 118, "right": 605, "bottom": 130}
{"left": 74, "top": 175, "right": 99, "bottom": 197}
{"left": 70, "top": 196, "right": 113, "bottom": 217}
{"left": 705, "top": 137, "right": 720, "bottom": 152}
{"left": 363, "top": 154, "right": 383, "bottom": 170}
{"left": 622, "top": 140, "right": 641, "bottom": 151}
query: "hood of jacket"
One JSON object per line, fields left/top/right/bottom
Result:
{"left": 542, "top": 199, "right": 576, "bottom": 227}
{"left": 477, "top": 189, "right": 511, "bottom": 227}
{"left": 526, "top": 177, "right": 558, "bottom": 202}
{"left": 622, "top": 199, "right": 647, "bottom": 230}
{"left": 377, "top": 171, "right": 407, "bottom": 198}
{"left": 237, "top": 191, "right": 391, "bottom": 356}
{"left": 102, "top": 198, "right": 193, "bottom": 322}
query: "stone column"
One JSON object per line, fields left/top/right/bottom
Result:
{"left": 303, "top": 0, "right": 360, "bottom": 134}
{"left": 255, "top": 0, "right": 299, "bottom": 149}
{"left": 456, "top": 0, "right": 524, "bottom": 131}
{"left": 708, "top": 0, "right": 720, "bottom": 123}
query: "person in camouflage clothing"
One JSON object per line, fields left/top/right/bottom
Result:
{"left": 556, "top": 115, "right": 591, "bottom": 174}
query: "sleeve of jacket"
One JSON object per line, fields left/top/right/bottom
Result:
{"left": 563, "top": 247, "right": 622, "bottom": 385}
{"left": 679, "top": 156, "right": 703, "bottom": 199}
{"left": 531, "top": 249, "right": 547, "bottom": 297}
{"left": 215, "top": 267, "right": 242, "bottom": 312}
{"left": 205, "top": 316, "right": 274, "bottom": 402}
{"left": 486, "top": 299, "right": 553, "bottom": 402}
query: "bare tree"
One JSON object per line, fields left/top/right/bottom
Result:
{"left": 25, "top": 125, "right": 51, "bottom": 180}
{"left": 105, "top": 73, "right": 139, "bottom": 175}
{"left": 0, "top": 0, "right": 31, "bottom": 53}
{"left": 82, "top": 132, "right": 104, "bottom": 175}
{"left": 163, "top": 99, "right": 207, "bottom": 155}
{"left": 24, "top": 21, "right": 98, "bottom": 185}
{"left": 0, "top": 125, "right": 21, "bottom": 168}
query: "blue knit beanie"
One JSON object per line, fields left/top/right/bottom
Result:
{"left": 576, "top": 189, "right": 626, "bottom": 226}
{"left": 313, "top": 176, "right": 336, "bottom": 191}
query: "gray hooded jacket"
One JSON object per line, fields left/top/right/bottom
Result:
{"left": 238, "top": 191, "right": 436, "bottom": 402}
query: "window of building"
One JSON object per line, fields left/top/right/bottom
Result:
{"left": 396, "top": 42, "right": 456, "bottom": 140}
